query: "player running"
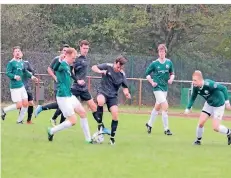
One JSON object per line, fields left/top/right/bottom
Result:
{"left": 91, "top": 56, "right": 131, "bottom": 145}
{"left": 71, "top": 40, "right": 110, "bottom": 134}
{"left": 145, "top": 44, "right": 175, "bottom": 135}
{"left": 1, "top": 46, "right": 38, "bottom": 123}
{"left": 47, "top": 48, "right": 92, "bottom": 143}
{"left": 184, "top": 70, "right": 231, "bottom": 145}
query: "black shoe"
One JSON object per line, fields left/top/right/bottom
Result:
{"left": 47, "top": 128, "right": 54, "bottom": 142}
{"left": 164, "top": 129, "right": 172, "bottom": 135}
{"left": 193, "top": 140, "right": 201, "bottom": 145}
{"left": 1, "top": 109, "right": 6, "bottom": 120}
{"left": 227, "top": 131, "right": 231, "bottom": 145}
{"left": 16, "top": 121, "right": 24, "bottom": 124}
{"left": 109, "top": 137, "right": 115, "bottom": 145}
{"left": 145, "top": 123, "right": 152, "bottom": 134}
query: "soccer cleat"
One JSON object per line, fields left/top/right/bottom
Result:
{"left": 145, "top": 123, "right": 152, "bottom": 134}
{"left": 164, "top": 129, "right": 173, "bottom": 135}
{"left": 227, "top": 130, "right": 231, "bottom": 145}
{"left": 85, "top": 139, "right": 94, "bottom": 144}
{"left": 1, "top": 109, "right": 6, "bottom": 120}
{"left": 47, "top": 128, "right": 54, "bottom": 142}
{"left": 50, "top": 118, "right": 57, "bottom": 127}
{"left": 16, "top": 121, "right": 24, "bottom": 124}
{"left": 109, "top": 137, "right": 115, "bottom": 145}
{"left": 34, "top": 105, "right": 42, "bottom": 118}
{"left": 193, "top": 140, "right": 201, "bottom": 145}
{"left": 102, "top": 127, "right": 111, "bottom": 135}
{"left": 26, "top": 120, "right": 33, "bottom": 124}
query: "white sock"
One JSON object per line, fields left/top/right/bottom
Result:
{"left": 17, "top": 107, "right": 28, "bottom": 122}
{"left": 196, "top": 125, "right": 204, "bottom": 139}
{"left": 3, "top": 104, "right": 17, "bottom": 113}
{"left": 147, "top": 109, "right": 158, "bottom": 127}
{"left": 80, "top": 118, "right": 91, "bottom": 142}
{"left": 162, "top": 111, "right": 169, "bottom": 131}
{"left": 50, "top": 120, "right": 72, "bottom": 134}
{"left": 218, "top": 125, "right": 229, "bottom": 135}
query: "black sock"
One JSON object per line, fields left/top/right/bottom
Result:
{"left": 52, "top": 109, "right": 62, "bottom": 120}
{"left": 42, "top": 102, "right": 58, "bottom": 110}
{"left": 197, "top": 137, "right": 202, "bottom": 141}
{"left": 27, "top": 106, "right": 33, "bottom": 122}
{"left": 111, "top": 120, "right": 118, "bottom": 138}
{"left": 96, "top": 106, "right": 104, "bottom": 130}
{"left": 60, "top": 114, "right": 66, "bottom": 124}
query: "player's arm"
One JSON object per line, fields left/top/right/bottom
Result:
{"left": 48, "top": 58, "right": 58, "bottom": 82}
{"left": 185, "top": 87, "right": 198, "bottom": 114}
{"left": 6, "top": 62, "right": 17, "bottom": 80}
{"left": 121, "top": 72, "right": 131, "bottom": 99}
{"left": 212, "top": 82, "right": 230, "bottom": 109}
{"left": 72, "top": 61, "right": 85, "bottom": 85}
{"left": 91, "top": 63, "right": 108, "bottom": 75}
{"left": 26, "top": 61, "right": 35, "bottom": 75}
{"left": 145, "top": 62, "right": 157, "bottom": 87}
{"left": 168, "top": 61, "right": 175, "bottom": 84}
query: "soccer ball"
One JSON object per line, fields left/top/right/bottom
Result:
{"left": 92, "top": 131, "right": 104, "bottom": 144}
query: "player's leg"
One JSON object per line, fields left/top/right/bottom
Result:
{"left": 194, "top": 102, "right": 210, "bottom": 145}
{"left": 17, "top": 87, "right": 29, "bottom": 124}
{"left": 47, "top": 97, "right": 76, "bottom": 141}
{"left": 26, "top": 92, "right": 34, "bottom": 124}
{"left": 211, "top": 105, "right": 231, "bottom": 145}
{"left": 1, "top": 88, "right": 22, "bottom": 120}
{"left": 146, "top": 103, "right": 160, "bottom": 134}
{"left": 109, "top": 105, "right": 119, "bottom": 145}
{"left": 96, "top": 94, "right": 106, "bottom": 132}
{"left": 160, "top": 100, "right": 172, "bottom": 135}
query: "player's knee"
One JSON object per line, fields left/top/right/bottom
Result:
{"left": 198, "top": 123, "right": 204, "bottom": 128}
{"left": 162, "top": 110, "right": 168, "bottom": 116}
{"left": 16, "top": 102, "right": 23, "bottom": 109}
{"left": 78, "top": 110, "right": 87, "bottom": 118}
{"left": 28, "top": 101, "right": 34, "bottom": 106}
{"left": 69, "top": 116, "right": 77, "bottom": 125}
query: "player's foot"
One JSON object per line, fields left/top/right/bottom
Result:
{"left": 16, "top": 121, "right": 24, "bottom": 124}
{"left": 1, "top": 109, "right": 6, "bottom": 120}
{"left": 193, "top": 140, "right": 201, "bottom": 145}
{"left": 164, "top": 129, "right": 173, "bottom": 135}
{"left": 50, "top": 118, "right": 56, "bottom": 127}
{"left": 102, "top": 127, "right": 111, "bottom": 135}
{"left": 227, "top": 130, "right": 231, "bottom": 145}
{"left": 109, "top": 137, "right": 115, "bottom": 145}
{"left": 34, "top": 105, "right": 42, "bottom": 118}
{"left": 85, "top": 139, "right": 94, "bottom": 144}
{"left": 47, "top": 127, "right": 54, "bottom": 142}
{"left": 145, "top": 123, "right": 152, "bottom": 134}
{"left": 26, "top": 120, "right": 33, "bottom": 124}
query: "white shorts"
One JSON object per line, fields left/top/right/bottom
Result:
{"left": 57, "top": 95, "right": 81, "bottom": 118}
{"left": 153, "top": 91, "right": 168, "bottom": 104}
{"left": 202, "top": 102, "right": 225, "bottom": 120}
{"left": 10, "top": 86, "right": 28, "bottom": 103}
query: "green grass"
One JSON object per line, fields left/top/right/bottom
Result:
{"left": 2, "top": 110, "right": 231, "bottom": 178}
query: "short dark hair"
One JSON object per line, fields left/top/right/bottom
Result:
{"left": 79, "top": 40, "right": 90, "bottom": 47}
{"left": 60, "top": 44, "right": 70, "bottom": 51}
{"left": 13, "top": 46, "right": 21, "bottom": 52}
{"left": 115, "top": 55, "right": 128, "bottom": 66}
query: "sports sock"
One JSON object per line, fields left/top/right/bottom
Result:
{"left": 147, "top": 109, "right": 158, "bottom": 127}
{"left": 196, "top": 125, "right": 204, "bottom": 139}
{"left": 218, "top": 125, "right": 229, "bottom": 134}
{"left": 97, "top": 106, "right": 105, "bottom": 130}
{"left": 50, "top": 120, "right": 72, "bottom": 134}
{"left": 162, "top": 111, "right": 169, "bottom": 131}
{"left": 51, "top": 109, "right": 62, "bottom": 121}
{"left": 111, "top": 120, "right": 118, "bottom": 138}
{"left": 27, "top": 106, "right": 33, "bottom": 122}
{"left": 3, "top": 104, "right": 17, "bottom": 113}
{"left": 17, "top": 107, "right": 28, "bottom": 122}
{"left": 59, "top": 114, "right": 66, "bottom": 123}
{"left": 80, "top": 118, "right": 91, "bottom": 142}
{"left": 42, "top": 102, "right": 58, "bottom": 110}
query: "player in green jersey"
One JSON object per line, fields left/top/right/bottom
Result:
{"left": 47, "top": 48, "right": 92, "bottom": 143}
{"left": 184, "top": 70, "right": 231, "bottom": 145}
{"left": 145, "top": 44, "right": 175, "bottom": 135}
{"left": 1, "top": 46, "right": 38, "bottom": 123}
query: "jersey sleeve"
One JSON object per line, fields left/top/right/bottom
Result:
{"left": 186, "top": 87, "right": 198, "bottom": 109}
{"left": 73, "top": 61, "right": 84, "bottom": 80}
{"left": 26, "top": 61, "right": 35, "bottom": 75}
{"left": 209, "top": 81, "right": 229, "bottom": 101}
{"left": 145, "top": 62, "right": 155, "bottom": 77}
{"left": 97, "top": 63, "right": 110, "bottom": 70}
{"left": 169, "top": 61, "right": 174, "bottom": 75}
{"left": 49, "top": 57, "right": 58, "bottom": 70}
{"left": 6, "top": 62, "right": 15, "bottom": 79}
{"left": 57, "top": 62, "right": 65, "bottom": 72}
{"left": 121, "top": 72, "right": 129, "bottom": 88}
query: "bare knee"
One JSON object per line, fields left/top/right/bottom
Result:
{"left": 68, "top": 115, "right": 77, "bottom": 125}
{"left": 16, "top": 102, "right": 23, "bottom": 109}
{"left": 87, "top": 99, "right": 97, "bottom": 112}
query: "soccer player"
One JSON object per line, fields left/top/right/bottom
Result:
{"left": 91, "top": 56, "right": 131, "bottom": 145}
{"left": 47, "top": 48, "right": 92, "bottom": 143}
{"left": 145, "top": 44, "right": 175, "bottom": 135}
{"left": 19, "top": 51, "right": 36, "bottom": 124}
{"left": 71, "top": 40, "right": 110, "bottom": 134}
{"left": 1, "top": 46, "right": 38, "bottom": 123}
{"left": 184, "top": 70, "right": 231, "bottom": 145}
{"left": 34, "top": 44, "right": 69, "bottom": 125}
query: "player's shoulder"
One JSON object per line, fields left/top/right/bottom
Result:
{"left": 120, "top": 70, "right": 126, "bottom": 76}
{"left": 204, "top": 79, "right": 215, "bottom": 86}
{"left": 9, "top": 58, "right": 16, "bottom": 63}
{"left": 105, "top": 63, "right": 113, "bottom": 67}
{"left": 166, "top": 58, "right": 173, "bottom": 64}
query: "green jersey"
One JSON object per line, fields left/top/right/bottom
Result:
{"left": 6, "top": 59, "right": 32, "bottom": 89}
{"left": 56, "top": 60, "right": 72, "bottom": 97}
{"left": 187, "top": 79, "right": 229, "bottom": 109}
{"left": 145, "top": 58, "right": 174, "bottom": 91}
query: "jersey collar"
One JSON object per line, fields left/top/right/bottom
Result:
{"left": 199, "top": 80, "right": 205, "bottom": 90}
{"left": 157, "top": 58, "right": 167, "bottom": 64}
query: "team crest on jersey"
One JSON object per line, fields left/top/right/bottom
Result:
{"left": 157, "top": 66, "right": 160, "bottom": 69}
{"left": 214, "top": 83, "right": 217, "bottom": 88}
{"left": 204, "top": 90, "right": 209, "bottom": 94}
{"left": 166, "top": 64, "right": 169, "bottom": 69}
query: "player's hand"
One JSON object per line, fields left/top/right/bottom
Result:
{"left": 60, "top": 54, "right": 65, "bottom": 60}
{"left": 168, "top": 79, "right": 174, "bottom": 85}
{"left": 77, "top": 80, "right": 85, "bottom": 86}
{"left": 53, "top": 76, "right": 58, "bottom": 82}
{"left": 151, "top": 82, "right": 157, "bottom": 87}
{"left": 100, "top": 70, "right": 107, "bottom": 75}
{"left": 14, "top": 75, "right": 21, "bottom": 81}
{"left": 225, "top": 103, "right": 231, "bottom": 110}
{"left": 125, "top": 93, "right": 131, "bottom": 99}
{"left": 32, "top": 76, "right": 39, "bottom": 83}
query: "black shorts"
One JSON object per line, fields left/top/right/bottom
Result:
{"left": 27, "top": 91, "right": 33, "bottom": 101}
{"left": 98, "top": 93, "right": 118, "bottom": 112}
{"left": 71, "top": 88, "right": 92, "bottom": 101}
